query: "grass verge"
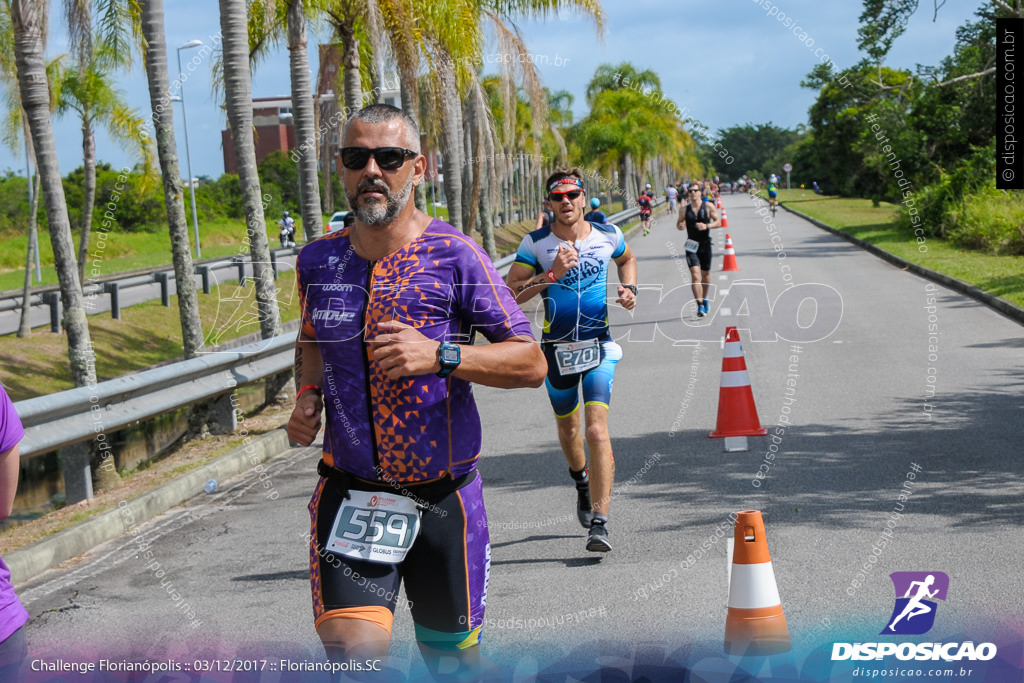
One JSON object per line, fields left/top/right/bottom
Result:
{"left": 778, "top": 189, "right": 1024, "bottom": 309}
{"left": 0, "top": 270, "right": 300, "bottom": 401}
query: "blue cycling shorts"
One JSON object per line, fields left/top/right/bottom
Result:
{"left": 541, "top": 339, "right": 623, "bottom": 417}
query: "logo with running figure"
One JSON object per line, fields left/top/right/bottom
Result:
{"left": 881, "top": 571, "right": 949, "bottom": 635}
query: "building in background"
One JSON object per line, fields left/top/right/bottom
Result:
{"left": 220, "top": 47, "right": 441, "bottom": 207}
{"left": 221, "top": 97, "right": 296, "bottom": 174}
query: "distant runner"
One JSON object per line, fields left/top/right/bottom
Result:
{"left": 637, "top": 190, "right": 654, "bottom": 236}
{"left": 584, "top": 197, "right": 607, "bottom": 223}
{"left": 677, "top": 183, "right": 722, "bottom": 317}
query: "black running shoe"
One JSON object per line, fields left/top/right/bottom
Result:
{"left": 586, "top": 520, "right": 612, "bottom": 553}
{"left": 576, "top": 483, "right": 594, "bottom": 528}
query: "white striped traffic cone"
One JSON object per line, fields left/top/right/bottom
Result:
{"left": 721, "top": 234, "right": 740, "bottom": 271}
{"left": 710, "top": 327, "right": 767, "bottom": 438}
{"left": 725, "top": 510, "right": 791, "bottom": 656}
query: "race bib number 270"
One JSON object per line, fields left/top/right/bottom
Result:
{"left": 326, "top": 490, "right": 421, "bottom": 564}
{"left": 554, "top": 338, "right": 601, "bottom": 376}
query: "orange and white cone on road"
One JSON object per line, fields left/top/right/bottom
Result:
{"left": 721, "top": 234, "right": 740, "bottom": 272}
{"left": 716, "top": 196, "right": 723, "bottom": 209}
{"left": 710, "top": 327, "right": 767, "bottom": 438}
{"left": 721, "top": 209, "right": 729, "bottom": 228}
{"left": 725, "top": 510, "right": 790, "bottom": 656}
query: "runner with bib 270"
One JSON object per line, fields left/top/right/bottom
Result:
{"left": 506, "top": 168, "right": 637, "bottom": 554}
{"left": 288, "top": 104, "right": 546, "bottom": 679}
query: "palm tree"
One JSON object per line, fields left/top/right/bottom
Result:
{"left": 55, "top": 40, "right": 155, "bottom": 284}
{"left": 323, "top": 0, "right": 366, "bottom": 115}
{"left": 138, "top": 0, "right": 204, "bottom": 359}
{"left": 248, "top": 0, "right": 324, "bottom": 243}
{"left": 0, "top": 3, "right": 42, "bottom": 339}
{"left": 576, "top": 62, "right": 678, "bottom": 210}
{"left": 285, "top": 0, "right": 323, "bottom": 242}
{"left": 220, "top": 0, "right": 282, "bottom": 346}
{"left": 10, "top": 0, "right": 96, "bottom": 388}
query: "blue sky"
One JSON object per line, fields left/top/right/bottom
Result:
{"left": 0, "top": 1, "right": 984, "bottom": 179}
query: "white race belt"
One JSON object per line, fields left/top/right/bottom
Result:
{"left": 326, "top": 489, "right": 422, "bottom": 564}
{"left": 553, "top": 338, "right": 601, "bottom": 376}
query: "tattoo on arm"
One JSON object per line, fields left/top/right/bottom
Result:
{"left": 515, "top": 277, "right": 546, "bottom": 294}
{"left": 294, "top": 346, "right": 303, "bottom": 391}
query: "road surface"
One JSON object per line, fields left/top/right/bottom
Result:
{"left": 17, "top": 195, "right": 1024, "bottom": 681}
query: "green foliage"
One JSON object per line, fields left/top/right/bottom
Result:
{"left": 949, "top": 189, "right": 1024, "bottom": 255}
{"left": 257, "top": 150, "right": 301, "bottom": 210}
{"left": 706, "top": 123, "right": 801, "bottom": 182}
{"left": 62, "top": 163, "right": 166, "bottom": 232}
{"left": 896, "top": 141, "right": 1012, "bottom": 252}
{"left": 194, "top": 174, "right": 243, "bottom": 223}
{"left": 0, "top": 172, "right": 41, "bottom": 234}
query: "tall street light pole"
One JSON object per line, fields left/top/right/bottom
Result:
{"left": 177, "top": 40, "right": 203, "bottom": 259}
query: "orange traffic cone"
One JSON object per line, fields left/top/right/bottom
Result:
{"left": 725, "top": 510, "right": 790, "bottom": 656}
{"left": 710, "top": 327, "right": 767, "bottom": 438}
{"left": 721, "top": 210, "right": 729, "bottom": 228}
{"left": 716, "top": 197, "right": 722, "bottom": 209}
{"left": 721, "top": 234, "right": 740, "bottom": 271}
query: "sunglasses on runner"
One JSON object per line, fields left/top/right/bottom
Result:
{"left": 340, "top": 146, "right": 418, "bottom": 171}
{"left": 548, "top": 190, "right": 583, "bottom": 202}
{"left": 689, "top": 188, "right": 701, "bottom": 193}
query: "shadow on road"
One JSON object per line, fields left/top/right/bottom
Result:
{"left": 481, "top": 375, "right": 1024, "bottom": 532}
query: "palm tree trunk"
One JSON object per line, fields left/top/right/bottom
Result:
{"left": 339, "top": 25, "right": 362, "bottom": 115}
{"left": 461, "top": 100, "right": 473, "bottom": 234}
{"left": 220, "top": 0, "right": 281, "bottom": 342}
{"left": 479, "top": 153, "right": 496, "bottom": 258}
{"left": 503, "top": 146, "right": 512, "bottom": 225}
{"left": 320, "top": 97, "right": 334, "bottom": 214}
{"left": 436, "top": 52, "right": 463, "bottom": 233}
{"left": 11, "top": 0, "right": 95, "bottom": 388}
{"left": 76, "top": 118, "right": 96, "bottom": 284}
{"left": 620, "top": 157, "right": 629, "bottom": 212}
{"left": 17, "top": 170, "right": 40, "bottom": 338}
{"left": 140, "top": 0, "right": 204, "bottom": 360}
{"left": 464, "top": 92, "right": 481, "bottom": 236}
{"left": 287, "top": 0, "right": 322, "bottom": 242}
{"left": 398, "top": 60, "right": 426, "bottom": 212}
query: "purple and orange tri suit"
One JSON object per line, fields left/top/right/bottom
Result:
{"left": 296, "top": 219, "right": 533, "bottom": 649}
{"left": 0, "top": 385, "right": 28, "bottom": 652}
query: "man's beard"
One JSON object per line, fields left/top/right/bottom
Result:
{"left": 347, "top": 175, "right": 415, "bottom": 226}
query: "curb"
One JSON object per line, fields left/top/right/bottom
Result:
{"left": 781, "top": 203, "right": 1024, "bottom": 326}
{"left": 8, "top": 427, "right": 291, "bottom": 586}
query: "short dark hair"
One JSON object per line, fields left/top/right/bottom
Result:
{"left": 342, "top": 103, "right": 420, "bottom": 151}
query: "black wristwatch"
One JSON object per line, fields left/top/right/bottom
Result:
{"left": 436, "top": 342, "right": 461, "bottom": 378}
{"left": 623, "top": 284, "right": 638, "bottom": 296}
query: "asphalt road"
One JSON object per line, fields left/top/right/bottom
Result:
{"left": 17, "top": 196, "right": 1024, "bottom": 681}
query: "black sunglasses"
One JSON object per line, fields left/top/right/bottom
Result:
{"left": 340, "top": 146, "right": 418, "bottom": 171}
{"left": 689, "top": 188, "right": 701, "bottom": 193}
{"left": 548, "top": 190, "right": 583, "bottom": 202}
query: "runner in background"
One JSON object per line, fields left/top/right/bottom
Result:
{"left": 506, "top": 168, "right": 637, "bottom": 554}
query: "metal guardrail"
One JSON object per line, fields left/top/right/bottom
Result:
{"left": 0, "top": 247, "right": 300, "bottom": 330}
{"left": 16, "top": 331, "right": 296, "bottom": 459}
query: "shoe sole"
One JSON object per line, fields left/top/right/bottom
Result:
{"left": 586, "top": 537, "right": 612, "bottom": 552}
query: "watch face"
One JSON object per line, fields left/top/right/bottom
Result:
{"left": 441, "top": 346, "right": 460, "bottom": 363}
